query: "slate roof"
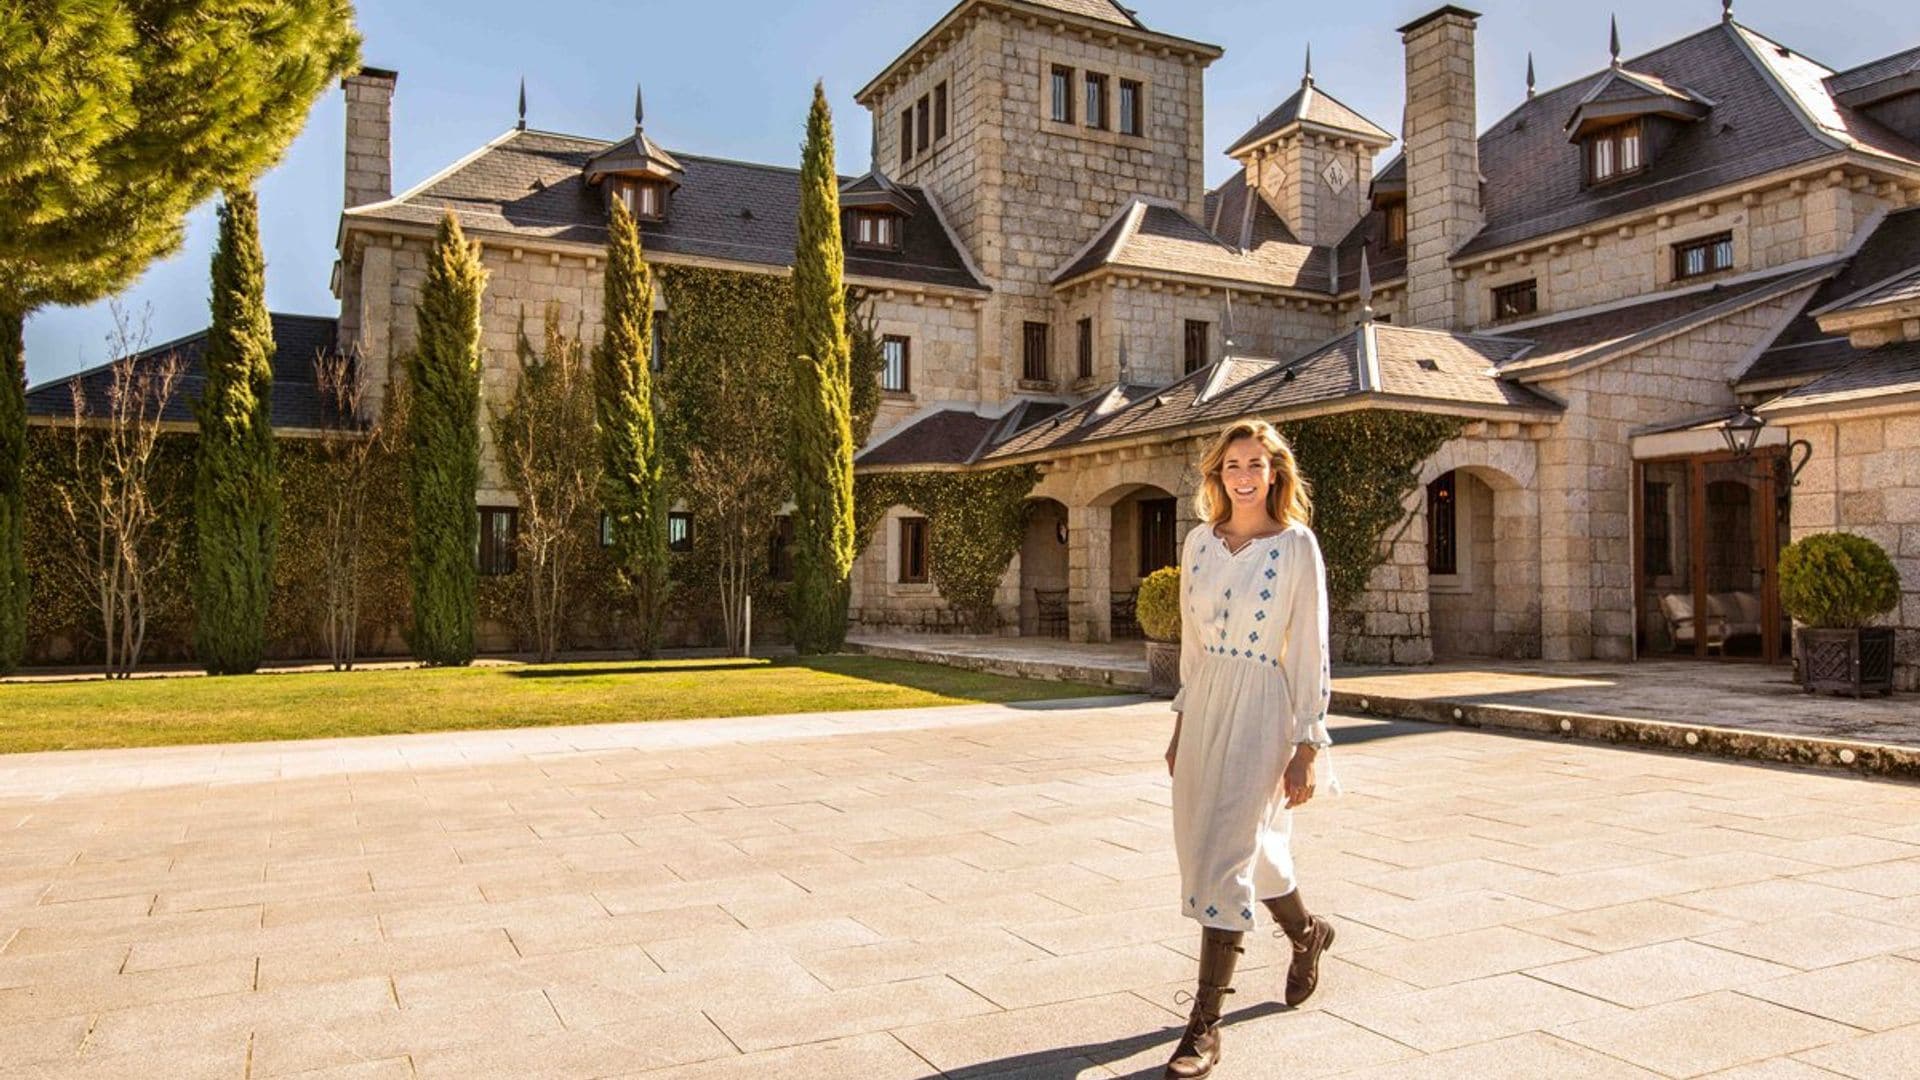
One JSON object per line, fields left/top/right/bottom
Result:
{"left": 1225, "top": 80, "right": 1394, "bottom": 157}
{"left": 346, "top": 130, "right": 986, "bottom": 292}
{"left": 1741, "top": 206, "right": 1920, "bottom": 387}
{"left": 1017, "top": 0, "right": 1143, "bottom": 27}
{"left": 972, "top": 324, "right": 1552, "bottom": 465}
{"left": 25, "top": 314, "right": 346, "bottom": 432}
{"left": 1369, "top": 21, "right": 1920, "bottom": 263}
{"left": 1758, "top": 338, "right": 1920, "bottom": 414}
{"left": 855, "top": 399, "right": 1069, "bottom": 469}
{"left": 1055, "top": 196, "right": 1330, "bottom": 291}
{"left": 1826, "top": 44, "right": 1920, "bottom": 102}
{"left": 1825, "top": 268, "right": 1920, "bottom": 315}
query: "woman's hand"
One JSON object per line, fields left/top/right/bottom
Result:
{"left": 1282, "top": 745, "right": 1318, "bottom": 808}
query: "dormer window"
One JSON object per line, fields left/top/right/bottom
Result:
{"left": 610, "top": 177, "right": 665, "bottom": 220}
{"left": 1384, "top": 201, "right": 1407, "bottom": 248}
{"left": 851, "top": 210, "right": 901, "bottom": 251}
{"left": 1585, "top": 120, "right": 1644, "bottom": 184}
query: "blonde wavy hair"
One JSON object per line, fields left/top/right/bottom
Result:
{"left": 1197, "top": 419, "right": 1312, "bottom": 529}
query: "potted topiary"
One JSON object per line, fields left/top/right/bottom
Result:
{"left": 1778, "top": 532, "right": 1903, "bottom": 697}
{"left": 1137, "top": 565, "right": 1182, "bottom": 699}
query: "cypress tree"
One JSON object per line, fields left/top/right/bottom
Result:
{"left": 0, "top": 314, "right": 21, "bottom": 674}
{"left": 594, "top": 199, "right": 671, "bottom": 657}
{"left": 788, "top": 81, "right": 857, "bottom": 655}
{"left": 193, "top": 188, "right": 279, "bottom": 674}
{"left": 406, "top": 212, "right": 486, "bottom": 666}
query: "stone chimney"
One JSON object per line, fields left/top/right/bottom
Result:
{"left": 1399, "top": 6, "right": 1482, "bottom": 329}
{"left": 342, "top": 67, "right": 397, "bottom": 210}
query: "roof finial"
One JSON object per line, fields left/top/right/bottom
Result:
{"left": 1118, "top": 333, "right": 1132, "bottom": 383}
{"left": 517, "top": 76, "right": 526, "bottom": 130}
{"left": 1722, "top": 0, "right": 1733, "bottom": 23}
{"left": 1609, "top": 15, "right": 1621, "bottom": 67}
{"left": 1526, "top": 53, "right": 1536, "bottom": 99}
{"left": 634, "top": 82, "right": 645, "bottom": 133}
{"left": 1303, "top": 43, "right": 1313, "bottom": 87}
{"left": 1358, "top": 250, "right": 1375, "bottom": 324}
{"left": 1224, "top": 289, "right": 1238, "bottom": 350}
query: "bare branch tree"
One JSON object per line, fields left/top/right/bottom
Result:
{"left": 682, "top": 362, "right": 785, "bottom": 657}
{"left": 309, "top": 344, "right": 397, "bottom": 670}
{"left": 50, "top": 303, "right": 183, "bottom": 678}
{"left": 491, "top": 306, "right": 600, "bottom": 662}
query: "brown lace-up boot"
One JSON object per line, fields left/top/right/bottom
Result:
{"left": 1264, "top": 889, "right": 1335, "bottom": 1007}
{"left": 1163, "top": 927, "right": 1245, "bottom": 1079}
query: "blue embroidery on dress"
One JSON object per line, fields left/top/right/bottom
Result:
{"left": 1264, "top": 568, "right": 1277, "bottom": 580}
{"left": 1241, "top": 907, "right": 1253, "bottom": 920}
{"left": 1230, "top": 648, "right": 1239, "bottom": 657}
{"left": 1259, "top": 588, "right": 1272, "bottom": 601}
{"left": 1254, "top": 611, "right": 1267, "bottom": 622}
{"left": 1248, "top": 631, "right": 1260, "bottom": 643}
{"left": 1269, "top": 548, "right": 1280, "bottom": 559}
{"left": 1206, "top": 905, "right": 1219, "bottom": 918}
{"left": 1224, "top": 588, "right": 1232, "bottom": 599}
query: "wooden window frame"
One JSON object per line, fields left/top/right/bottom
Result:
{"left": 898, "top": 516, "right": 929, "bottom": 584}
{"left": 1673, "top": 231, "right": 1735, "bottom": 281}
{"left": 1138, "top": 497, "right": 1178, "bottom": 578}
{"left": 881, "top": 334, "right": 911, "bottom": 394}
{"left": 1083, "top": 71, "right": 1108, "bottom": 130}
{"left": 1491, "top": 279, "right": 1538, "bottom": 321}
{"left": 1385, "top": 202, "right": 1407, "bottom": 248}
{"left": 1183, "top": 319, "right": 1210, "bottom": 375}
{"left": 1021, "top": 321, "right": 1051, "bottom": 383}
{"left": 899, "top": 107, "right": 913, "bottom": 165}
{"left": 933, "top": 81, "right": 948, "bottom": 142}
{"left": 850, "top": 210, "right": 900, "bottom": 252}
{"left": 1049, "top": 65, "right": 1074, "bottom": 124}
{"left": 1585, "top": 119, "right": 1645, "bottom": 185}
{"left": 612, "top": 178, "right": 665, "bottom": 222}
{"left": 915, "top": 95, "right": 931, "bottom": 154}
{"left": 1426, "top": 472, "right": 1457, "bottom": 576}
{"left": 1075, "top": 317, "right": 1093, "bottom": 380}
{"left": 477, "top": 506, "right": 518, "bottom": 576}
{"left": 667, "top": 510, "right": 693, "bottom": 553}
{"left": 1118, "top": 79, "right": 1144, "bottom": 137}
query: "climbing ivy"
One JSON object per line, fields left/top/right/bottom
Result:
{"left": 855, "top": 465, "right": 1041, "bottom": 632}
{"left": 1278, "top": 411, "right": 1465, "bottom": 611}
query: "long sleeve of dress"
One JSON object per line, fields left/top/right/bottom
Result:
{"left": 1282, "top": 528, "right": 1333, "bottom": 748}
{"left": 1170, "top": 529, "right": 1203, "bottom": 714}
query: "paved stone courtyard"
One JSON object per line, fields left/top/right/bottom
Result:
{"left": 3, "top": 698, "right": 1919, "bottom": 1079}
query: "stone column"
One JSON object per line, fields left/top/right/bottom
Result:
{"left": 1399, "top": 6, "right": 1482, "bottom": 330}
{"left": 342, "top": 68, "right": 397, "bottom": 211}
{"left": 1068, "top": 505, "right": 1113, "bottom": 643}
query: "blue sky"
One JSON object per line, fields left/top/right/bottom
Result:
{"left": 23, "top": 0, "right": 1920, "bottom": 385}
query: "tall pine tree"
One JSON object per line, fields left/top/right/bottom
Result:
{"left": 0, "top": 1, "right": 358, "bottom": 674}
{"left": 193, "top": 188, "right": 279, "bottom": 673}
{"left": 406, "top": 212, "right": 486, "bottom": 666}
{"left": 788, "top": 82, "right": 857, "bottom": 655}
{"left": 595, "top": 199, "right": 671, "bottom": 657}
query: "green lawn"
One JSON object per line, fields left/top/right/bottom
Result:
{"left": 0, "top": 656, "right": 1111, "bottom": 755}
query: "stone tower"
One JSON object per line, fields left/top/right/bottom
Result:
{"left": 1225, "top": 53, "right": 1394, "bottom": 248}
{"left": 1400, "top": 6, "right": 1484, "bottom": 329}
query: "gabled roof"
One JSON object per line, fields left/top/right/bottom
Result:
{"left": 1823, "top": 269, "right": 1920, "bottom": 316}
{"left": 1368, "top": 20, "right": 1920, "bottom": 262}
{"left": 1757, "top": 338, "right": 1920, "bottom": 416}
{"left": 1826, "top": 44, "right": 1920, "bottom": 106}
{"left": 1563, "top": 65, "right": 1713, "bottom": 140}
{"left": 583, "top": 129, "right": 683, "bottom": 186}
{"left": 1020, "top": 0, "right": 1143, "bottom": 27}
{"left": 1053, "top": 195, "right": 1330, "bottom": 292}
{"left": 840, "top": 169, "right": 917, "bottom": 214}
{"left": 25, "top": 314, "right": 346, "bottom": 433}
{"left": 344, "top": 129, "right": 986, "bottom": 292}
{"left": 855, "top": 399, "right": 1069, "bottom": 469}
{"left": 1741, "top": 206, "right": 1920, "bottom": 388}
{"left": 1225, "top": 79, "right": 1394, "bottom": 158}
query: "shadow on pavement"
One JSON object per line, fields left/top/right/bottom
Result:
{"left": 920, "top": 1001, "right": 1287, "bottom": 1079}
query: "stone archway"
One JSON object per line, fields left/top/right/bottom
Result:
{"left": 1018, "top": 498, "right": 1070, "bottom": 636}
{"left": 1417, "top": 439, "right": 1541, "bottom": 660}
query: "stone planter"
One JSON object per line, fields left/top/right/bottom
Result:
{"left": 1145, "top": 640, "right": 1181, "bottom": 700}
{"left": 1799, "top": 627, "right": 1896, "bottom": 697}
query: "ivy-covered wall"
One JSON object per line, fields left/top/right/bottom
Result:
{"left": 854, "top": 465, "right": 1041, "bottom": 632}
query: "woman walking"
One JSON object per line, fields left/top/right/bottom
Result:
{"left": 1162, "top": 418, "right": 1336, "bottom": 1079}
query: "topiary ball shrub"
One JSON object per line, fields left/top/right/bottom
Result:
{"left": 1778, "top": 532, "right": 1902, "bottom": 629}
{"left": 1137, "top": 566, "right": 1181, "bottom": 643}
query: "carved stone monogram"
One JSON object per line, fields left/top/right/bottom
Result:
{"left": 1321, "top": 156, "right": 1351, "bottom": 193}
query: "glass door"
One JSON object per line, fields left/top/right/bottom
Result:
{"left": 1635, "top": 450, "right": 1787, "bottom": 663}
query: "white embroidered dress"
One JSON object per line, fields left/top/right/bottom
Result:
{"left": 1169, "top": 522, "right": 1333, "bottom": 932}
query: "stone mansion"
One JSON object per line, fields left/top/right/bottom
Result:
{"left": 41, "top": 0, "right": 1918, "bottom": 684}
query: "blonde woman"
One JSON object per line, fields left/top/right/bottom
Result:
{"left": 1161, "top": 419, "right": 1335, "bottom": 1079}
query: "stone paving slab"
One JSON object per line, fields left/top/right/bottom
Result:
{"left": 3, "top": 698, "right": 1920, "bottom": 1077}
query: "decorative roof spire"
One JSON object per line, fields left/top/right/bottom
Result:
{"left": 1526, "top": 53, "right": 1536, "bottom": 99}
{"left": 1223, "top": 289, "right": 1238, "bottom": 349}
{"left": 516, "top": 76, "right": 526, "bottom": 130}
{"left": 633, "top": 82, "right": 645, "bottom": 134}
{"left": 1118, "top": 333, "right": 1132, "bottom": 383}
{"left": 1722, "top": 0, "right": 1733, "bottom": 22}
{"left": 1358, "top": 250, "right": 1375, "bottom": 324}
{"left": 1609, "top": 15, "right": 1621, "bottom": 67}
{"left": 1303, "top": 43, "right": 1313, "bottom": 87}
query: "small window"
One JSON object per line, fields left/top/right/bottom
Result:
{"left": 899, "top": 108, "right": 913, "bottom": 165}
{"left": 1118, "top": 79, "right": 1143, "bottom": 137}
{"left": 668, "top": 511, "right": 693, "bottom": 553}
{"left": 915, "top": 95, "right": 931, "bottom": 154}
{"left": 649, "top": 312, "right": 666, "bottom": 372}
{"left": 851, "top": 211, "right": 899, "bottom": 251}
{"left": 1674, "top": 232, "right": 1735, "bottom": 280}
{"left": 1076, "top": 317, "right": 1093, "bottom": 379}
{"left": 1426, "top": 472, "right": 1457, "bottom": 576}
{"left": 1491, "top": 279, "right": 1538, "bottom": 321}
{"left": 881, "top": 335, "right": 910, "bottom": 393}
{"left": 1084, "top": 71, "right": 1108, "bottom": 130}
{"left": 934, "top": 82, "right": 948, "bottom": 142}
{"left": 769, "top": 515, "right": 795, "bottom": 582}
{"left": 614, "top": 179, "right": 664, "bottom": 221}
{"left": 1385, "top": 202, "right": 1407, "bottom": 248}
{"left": 1022, "top": 321, "right": 1050, "bottom": 382}
{"left": 898, "top": 516, "right": 929, "bottom": 584}
{"left": 1050, "top": 65, "right": 1074, "bottom": 123}
{"left": 1586, "top": 119, "right": 1644, "bottom": 184}
{"left": 1139, "top": 497, "right": 1178, "bottom": 577}
{"left": 1184, "top": 320, "right": 1211, "bottom": 374}
{"left": 478, "top": 507, "right": 518, "bottom": 576}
